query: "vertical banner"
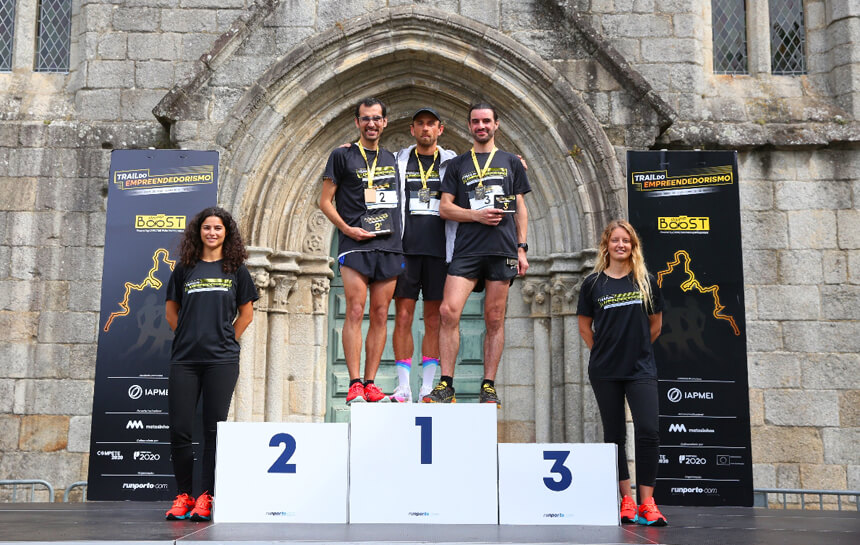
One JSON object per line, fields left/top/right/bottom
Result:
{"left": 627, "top": 151, "right": 753, "bottom": 506}
{"left": 87, "top": 150, "right": 218, "bottom": 501}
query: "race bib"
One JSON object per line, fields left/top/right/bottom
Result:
{"left": 366, "top": 189, "right": 398, "bottom": 210}
{"left": 469, "top": 185, "right": 503, "bottom": 210}
{"left": 409, "top": 190, "right": 441, "bottom": 216}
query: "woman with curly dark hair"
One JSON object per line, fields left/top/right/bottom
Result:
{"left": 163, "top": 207, "right": 258, "bottom": 521}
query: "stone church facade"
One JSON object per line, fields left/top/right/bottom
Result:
{"left": 0, "top": 0, "right": 858, "bottom": 499}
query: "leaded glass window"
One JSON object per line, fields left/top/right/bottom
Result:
{"left": 770, "top": 0, "right": 806, "bottom": 75}
{"left": 0, "top": 0, "right": 15, "bottom": 72}
{"left": 35, "top": 0, "right": 71, "bottom": 72}
{"left": 712, "top": 0, "right": 748, "bottom": 75}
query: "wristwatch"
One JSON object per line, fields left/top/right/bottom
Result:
{"left": 517, "top": 243, "right": 529, "bottom": 253}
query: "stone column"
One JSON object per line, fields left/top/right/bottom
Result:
{"left": 310, "top": 274, "right": 331, "bottom": 420}
{"left": 522, "top": 278, "right": 551, "bottom": 442}
{"left": 264, "top": 251, "right": 301, "bottom": 421}
{"left": 240, "top": 247, "right": 273, "bottom": 422}
{"left": 551, "top": 274, "right": 583, "bottom": 442}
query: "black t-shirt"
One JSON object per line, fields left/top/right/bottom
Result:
{"left": 576, "top": 272, "right": 664, "bottom": 380}
{"left": 166, "top": 260, "right": 259, "bottom": 364}
{"left": 440, "top": 150, "right": 531, "bottom": 258}
{"left": 402, "top": 152, "right": 445, "bottom": 258}
{"left": 322, "top": 145, "right": 402, "bottom": 257}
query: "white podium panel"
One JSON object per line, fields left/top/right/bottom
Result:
{"left": 498, "top": 443, "right": 618, "bottom": 526}
{"left": 214, "top": 422, "right": 349, "bottom": 523}
{"left": 349, "top": 404, "right": 498, "bottom": 524}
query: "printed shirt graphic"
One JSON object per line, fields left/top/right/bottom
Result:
{"left": 440, "top": 150, "right": 530, "bottom": 258}
{"left": 402, "top": 152, "right": 445, "bottom": 257}
{"left": 322, "top": 145, "right": 402, "bottom": 257}
{"left": 577, "top": 272, "right": 664, "bottom": 380}
{"left": 166, "top": 260, "right": 259, "bottom": 364}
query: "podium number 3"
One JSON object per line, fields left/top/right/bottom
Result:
{"left": 543, "top": 450, "right": 572, "bottom": 491}
{"left": 268, "top": 433, "right": 297, "bottom": 473}
{"left": 415, "top": 417, "right": 432, "bottom": 464}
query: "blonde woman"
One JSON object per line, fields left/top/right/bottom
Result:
{"left": 577, "top": 220, "right": 667, "bottom": 526}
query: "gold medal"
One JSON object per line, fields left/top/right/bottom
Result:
{"left": 418, "top": 188, "right": 431, "bottom": 202}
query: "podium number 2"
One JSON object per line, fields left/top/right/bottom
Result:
{"left": 268, "top": 433, "right": 297, "bottom": 473}
{"left": 415, "top": 417, "right": 432, "bottom": 464}
{"left": 543, "top": 450, "right": 572, "bottom": 491}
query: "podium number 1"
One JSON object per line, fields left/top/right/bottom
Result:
{"left": 268, "top": 433, "right": 297, "bottom": 473}
{"left": 415, "top": 417, "right": 432, "bottom": 464}
{"left": 543, "top": 450, "right": 572, "bottom": 491}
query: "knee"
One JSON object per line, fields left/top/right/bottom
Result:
{"left": 368, "top": 303, "right": 389, "bottom": 325}
{"left": 424, "top": 311, "right": 440, "bottom": 330}
{"left": 439, "top": 303, "right": 461, "bottom": 327}
{"left": 345, "top": 301, "right": 365, "bottom": 323}
{"left": 395, "top": 306, "right": 413, "bottom": 326}
{"left": 634, "top": 422, "right": 660, "bottom": 446}
{"left": 484, "top": 310, "right": 505, "bottom": 333}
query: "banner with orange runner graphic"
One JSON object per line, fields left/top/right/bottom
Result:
{"left": 627, "top": 150, "right": 753, "bottom": 506}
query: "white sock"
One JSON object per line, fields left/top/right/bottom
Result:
{"left": 421, "top": 357, "right": 439, "bottom": 389}
{"left": 395, "top": 359, "right": 411, "bottom": 388}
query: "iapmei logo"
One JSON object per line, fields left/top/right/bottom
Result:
{"left": 128, "top": 385, "right": 142, "bottom": 400}
{"left": 128, "top": 385, "right": 168, "bottom": 399}
{"left": 667, "top": 387, "right": 714, "bottom": 402}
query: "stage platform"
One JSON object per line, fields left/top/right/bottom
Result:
{"left": 0, "top": 502, "right": 857, "bottom": 545}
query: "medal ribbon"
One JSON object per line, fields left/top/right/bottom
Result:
{"left": 357, "top": 142, "right": 378, "bottom": 189}
{"left": 470, "top": 147, "right": 497, "bottom": 190}
{"left": 415, "top": 148, "right": 439, "bottom": 190}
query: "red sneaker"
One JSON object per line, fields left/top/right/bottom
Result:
{"left": 189, "top": 492, "right": 213, "bottom": 521}
{"left": 619, "top": 495, "right": 638, "bottom": 523}
{"left": 363, "top": 382, "right": 390, "bottom": 402}
{"left": 346, "top": 382, "right": 366, "bottom": 404}
{"left": 637, "top": 497, "right": 667, "bottom": 526}
{"left": 165, "top": 493, "right": 195, "bottom": 520}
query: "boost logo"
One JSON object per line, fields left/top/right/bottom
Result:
{"left": 658, "top": 216, "right": 710, "bottom": 232}
{"left": 135, "top": 214, "right": 186, "bottom": 230}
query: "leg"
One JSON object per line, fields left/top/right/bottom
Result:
{"left": 438, "top": 275, "right": 477, "bottom": 377}
{"left": 340, "top": 266, "right": 370, "bottom": 381}
{"left": 590, "top": 379, "right": 630, "bottom": 492}
{"left": 393, "top": 297, "right": 417, "bottom": 361}
{"left": 199, "top": 362, "right": 240, "bottom": 495}
{"left": 168, "top": 363, "right": 204, "bottom": 495}
{"left": 363, "top": 276, "right": 397, "bottom": 381}
{"left": 481, "top": 279, "right": 511, "bottom": 381}
{"left": 625, "top": 378, "right": 660, "bottom": 503}
{"left": 421, "top": 299, "right": 442, "bottom": 359}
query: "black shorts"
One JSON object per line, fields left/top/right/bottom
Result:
{"left": 394, "top": 255, "right": 447, "bottom": 301}
{"left": 339, "top": 251, "right": 404, "bottom": 283}
{"left": 447, "top": 255, "right": 518, "bottom": 282}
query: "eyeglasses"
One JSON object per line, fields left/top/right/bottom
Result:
{"left": 358, "top": 115, "right": 385, "bottom": 123}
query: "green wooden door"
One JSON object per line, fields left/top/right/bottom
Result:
{"left": 325, "top": 240, "right": 486, "bottom": 422}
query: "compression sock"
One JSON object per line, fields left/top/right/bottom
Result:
{"left": 395, "top": 358, "right": 412, "bottom": 388}
{"left": 422, "top": 357, "right": 439, "bottom": 390}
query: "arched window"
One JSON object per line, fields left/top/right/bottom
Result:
{"left": 0, "top": 0, "right": 15, "bottom": 72}
{"left": 769, "top": 0, "right": 806, "bottom": 75}
{"left": 34, "top": 0, "right": 71, "bottom": 72}
{"left": 712, "top": 0, "right": 748, "bottom": 75}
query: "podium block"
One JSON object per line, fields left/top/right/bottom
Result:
{"left": 214, "top": 422, "right": 349, "bottom": 523}
{"left": 349, "top": 404, "right": 498, "bottom": 524}
{"left": 498, "top": 443, "right": 618, "bottom": 526}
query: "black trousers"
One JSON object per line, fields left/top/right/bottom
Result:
{"left": 168, "top": 362, "right": 239, "bottom": 496}
{"left": 590, "top": 378, "right": 660, "bottom": 488}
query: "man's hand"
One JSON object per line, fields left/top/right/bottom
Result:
{"left": 473, "top": 207, "right": 504, "bottom": 226}
{"left": 517, "top": 248, "right": 529, "bottom": 276}
{"left": 345, "top": 226, "right": 375, "bottom": 241}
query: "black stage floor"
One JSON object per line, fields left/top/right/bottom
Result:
{"left": 0, "top": 502, "right": 857, "bottom": 545}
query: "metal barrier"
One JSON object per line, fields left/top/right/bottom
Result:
{"left": 754, "top": 488, "right": 860, "bottom": 511}
{"left": 63, "top": 481, "right": 88, "bottom": 503}
{"left": 0, "top": 480, "right": 55, "bottom": 502}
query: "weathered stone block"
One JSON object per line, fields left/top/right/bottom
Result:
{"left": 505, "top": 385, "right": 536, "bottom": 421}
{"left": 801, "top": 353, "right": 860, "bottom": 390}
{"left": 741, "top": 211, "right": 788, "bottom": 249}
{"left": 0, "top": 451, "right": 84, "bottom": 488}
{"left": 753, "top": 462, "right": 775, "bottom": 488}
{"left": 0, "top": 343, "right": 33, "bottom": 378}
{"left": 749, "top": 388, "right": 764, "bottom": 426}
{"left": 180, "top": 0, "right": 245, "bottom": 8}
{"left": 121, "top": 90, "right": 167, "bottom": 121}
{"left": 849, "top": 250, "right": 860, "bottom": 284}
{"left": 67, "top": 415, "right": 91, "bottom": 453}
{"left": 88, "top": 212, "right": 106, "bottom": 247}
{"left": 459, "top": 0, "right": 500, "bottom": 28}
{"left": 76, "top": 90, "right": 121, "bottom": 121}
{"left": 128, "top": 33, "right": 180, "bottom": 61}
{"left": 823, "top": 428, "right": 860, "bottom": 465}
{"left": 746, "top": 321, "right": 782, "bottom": 352}
{"left": 776, "top": 462, "right": 800, "bottom": 488}
{"left": 822, "top": 250, "right": 847, "bottom": 284}
{"left": 778, "top": 249, "right": 821, "bottom": 284}
{"left": 788, "top": 210, "right": 837, "bottom": 249}
{"left": 839, "top": 391, "right": 860, "bottom": 427}
{"left": 756, "top": 285, "right": 819, "bottom": 320}
{"left": 764, "top": 390, "right": 839, "bottom": 426}
{"left": 0, "top": 379, "right": 14, "bottom": 412}
{"left": 37, "top": 312, "right": 97, "bottom": 344}
{"left": 848, "top": 465, "right": 860, "bottom": 490}
{"left": 269, "top": 0, "right": 317, "bottom": 27}
{"left": 837, "top": 209, "right": 860, "bottom": 249}
{"left": 783, "top": 320, "right": 860, "bottom": 353}
{"left": 161, "top": 8, "right": 220, "bottom": 32}
{"left": 751, "top": 426, "right": 822, "bottom": 463}
{"left": 87, "top": 60, "right": 135, "bottom": 89}
{"left": 776, "top": 181, "right": 852, "bottom": 211}
{"left": 14, "top": 379, "right": 94, "bottom": 415}
{"left": 502, "top": 347, "right": 535, "bottom": 386}
{"left": 112, "top": 7, "right": 160, "bottom": 32}
{"left": 180, "top": 33, "right": 217, "bottom": 61}
{"left": 98, "top": 33, "right": 128, "bottom": 59}
{"left": 69, "top": 344, "right": 98, "bottom": 380}
{"left": 58, "top": 247, "right": 104, "bottom": 281}
{"left": 19, "top": 415, "right": 69, "bottom": 452}
{"left": 0, "top": 178, "right": 37, "bottom": 210}
{"left": 747, "top": 352, "right": 800, "bottom": 388}
{"left": 742, "top": 249, "right": 778, "bottom": 284}
{"left": 498, "top": 420, "right": 536, "bottom": 443}
{"left": 0, "top": 415, "right": 20, "bottom": 450}
{"left": 0, "top": 311, "right": 38, "bottom": 342}
{"left": 641, "top": 38, "right": 701, "bottom": 63}
{"left": 33, "top": 344, "right": 70, "bottom": 378}
{"left": 216, "top": 9, "right": 246, "bottom": 32}
{"left": 601, "top": 14, "right": 671, "bottom": 37}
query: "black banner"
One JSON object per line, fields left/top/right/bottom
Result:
{"left": 627, "top": 150, "right": 753, "bottom": 506}
{"left": 87, "top": 150, "right": 218, "bottom": 500}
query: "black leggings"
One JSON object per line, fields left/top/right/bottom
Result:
{"left": 168, "top": 362, "right": 239, "bottom": 496}
{"left": 590, "top": 378, "right": 660, "bottom": 488}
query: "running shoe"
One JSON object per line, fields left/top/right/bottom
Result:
{"left": 422, "top": 380, "right": 456, "bottom": 403}
{"left": 165, "top": 493, "right": 195, "bottom": 520}
{"left": 479, "top": 383, "right": 501, "bottom": 407}
{"left": 637, "top": 497, "right": 667, "bottom": 526}
{"left": 363, "top": 382, "right": 390, "bottom": 402}
{"left": 346, "top": 381, "right": 366, "bottom": 404}
{"left": 619, "top": 495, "right": 638, "bottom": 524}
{"left": 418, "top": 385, "right": 432, "bottom": 401}
{"left": 189, "top": 492, "right": 213, "bottom": 522}
{"left": 389, "top": 384, "right": 413, "bottom": 403}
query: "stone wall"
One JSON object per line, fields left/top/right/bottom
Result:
{"left": 0, "top": 0, "right": 857, "bottom": 501}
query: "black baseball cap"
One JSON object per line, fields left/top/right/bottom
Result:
{"left": 412, "top": 107, "right": 442, "bottom": 123}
